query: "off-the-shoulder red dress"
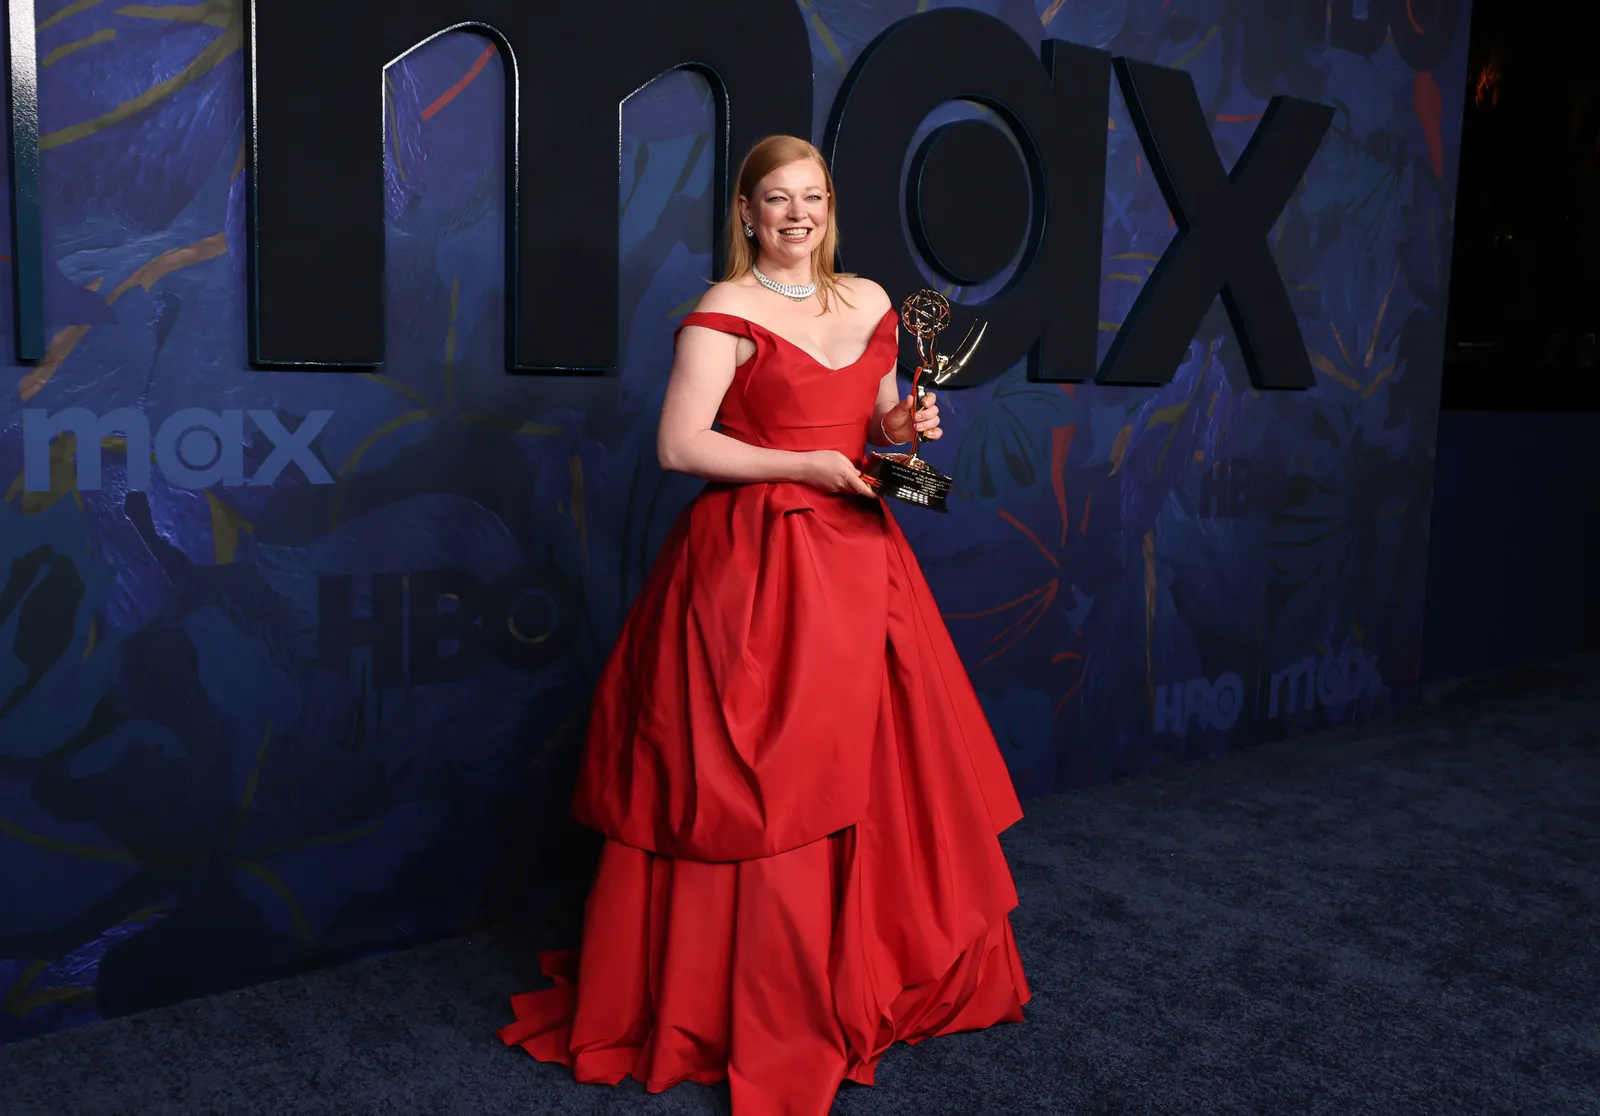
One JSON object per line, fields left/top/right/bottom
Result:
{"left": 499, "top": 308, "right": 1030, "bottom": 1116}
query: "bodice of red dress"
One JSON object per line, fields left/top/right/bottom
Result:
{"left": 570, "top": 308, "right": 1020, "bottom": 863}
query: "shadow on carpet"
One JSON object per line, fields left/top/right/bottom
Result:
{"left": 2, "top": 655, "right": 1596, "bottom": 1116}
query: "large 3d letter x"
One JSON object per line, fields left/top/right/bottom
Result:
{"left": 1097, "top": 60, "right": 1334, "bottom": 389}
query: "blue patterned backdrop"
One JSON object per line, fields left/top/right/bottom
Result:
{"left": 0, "top": 0, "right": 1469, "bottom": 1042}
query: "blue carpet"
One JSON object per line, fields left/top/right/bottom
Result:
{"left": 2, "top": 656, "right": 1596, "bottom": 1116}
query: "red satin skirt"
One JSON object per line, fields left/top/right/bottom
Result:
{"left": 499, "top": 496, "right": 1029, "bottom": 1115}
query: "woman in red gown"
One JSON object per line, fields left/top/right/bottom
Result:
{"left": 499, "top": 135, "right": 1029, "bottom": 1115}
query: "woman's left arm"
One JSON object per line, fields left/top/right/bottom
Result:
{"left": 866, "top": 342, "right": 942, "bottom": 447}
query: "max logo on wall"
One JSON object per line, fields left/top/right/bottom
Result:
{"left": 1154, "top": 647, "right": 1385, "bottom": 740}
{"left": 1, "top": 2, "right": 1453, "bottom": 382}
{"left": 20, "top": 408, "right": 334, "bottom": 492}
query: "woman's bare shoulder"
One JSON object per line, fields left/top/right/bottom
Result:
{"left": 837, "top": 276, "right": 893, "bottom": 316}
{"left": 693, "top": 279, "right": 760, "bottom": 317}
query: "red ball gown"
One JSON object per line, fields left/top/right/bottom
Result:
{"left": 499, "top": 307, "right": 1030, "bottom": 1115}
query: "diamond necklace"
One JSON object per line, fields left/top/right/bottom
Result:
{"left": 752, "top": 265, "right": 816, "bottom": 301}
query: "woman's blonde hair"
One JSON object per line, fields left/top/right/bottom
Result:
{"left": 724, "top": 135, "right": 853, "bottom": 312}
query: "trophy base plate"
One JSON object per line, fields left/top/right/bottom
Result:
{"left": 863, "top": 452, "right": 952, "bottom": 513}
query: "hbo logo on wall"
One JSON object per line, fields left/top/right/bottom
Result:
{"left": 1152, "top": 672, "right": 1245, "bottom": 739}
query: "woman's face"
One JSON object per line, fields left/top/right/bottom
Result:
{"left": 740, "top": 159, "right": 829, "bottom": 271}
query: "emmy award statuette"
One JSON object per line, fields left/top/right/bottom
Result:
{"left": 862, "top": 290, "right": 987, "bottom": 513}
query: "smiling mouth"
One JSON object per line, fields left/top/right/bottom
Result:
{"left": 778, "top": 227, "right": 812, "bottom": 241}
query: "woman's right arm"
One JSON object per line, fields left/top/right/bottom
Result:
{"left": 657, "top": 325, "right": 876, "bottom": 497}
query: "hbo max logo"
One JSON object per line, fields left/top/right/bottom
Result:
{"left": 1152, "top": 672, "right": 1245, "bottom": 739}
{"left": 22, "top": 407, "right": 333, "bottom": 492}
